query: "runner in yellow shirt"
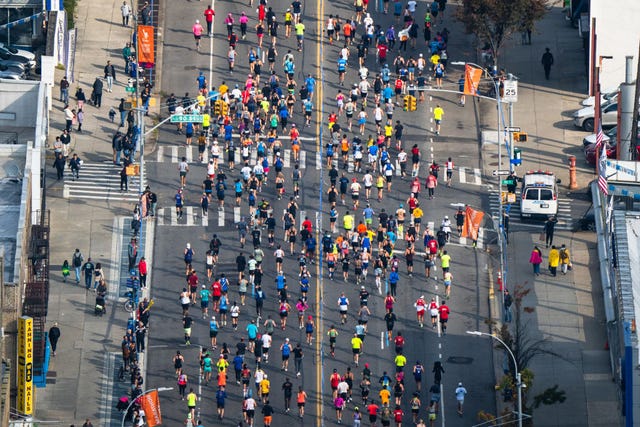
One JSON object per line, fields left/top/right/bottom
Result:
{"left": 351, "top": 333, "right": 363, "bottom": 366}
{"left": 379, "top": 387, "right": 391, "bottom": 407}
{"left": 433, "top": 104, "right": 444, "bottom": 135}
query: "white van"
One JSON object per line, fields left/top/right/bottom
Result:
{"left": 520, "top": 171, "right": 559, "bottom": 219}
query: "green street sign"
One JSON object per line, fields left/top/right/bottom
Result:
{"left": 501, "top": 179, "right": 515, "bottom": 186}
{"left": 125, "top": 86, "right": 136, "bottom": 93}
{"left": 170, "top": 114, "right": 204, "bottom": 123}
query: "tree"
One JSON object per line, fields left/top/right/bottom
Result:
{"left": 455, "top": 0, "right": 547, "bottom": 68}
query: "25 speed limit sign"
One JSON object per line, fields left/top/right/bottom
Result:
{"left": 503, "top": 80, "right": 518, "bottom": 103}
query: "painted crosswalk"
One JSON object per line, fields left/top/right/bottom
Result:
{"left": 488, "top": 190, "right": 573, "bottom": 230}
{"left": 62, "top": 161, "right": 145, "bottom": 202}
{"left": 156, "top": 206, "right": 242, "bottom": 227}
{"left": 153, "top": 145, "right": 307, "bottom": 170}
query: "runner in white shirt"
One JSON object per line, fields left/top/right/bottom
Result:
{"left": 363, "top": 13, "right": 373, "bottom": 29}
{"left": 210, "top": 140, "right": 221, "bottom": 169}
{"left": 373, "top": 106, "right": 384, "bottom": 132}
{"left": 350, "top": 180, "right": 362, "bottom": 209}
{"left": 363, "top": 171, "right": 373, "bottom": 200}
{"left": 261, "top": 333, "right": 272, "bottom": 362}
{"left": 397, "top": 150, "right": 407, "bottom": 177}
{"left": 407, "top": 0, "right": 417, "bottom": 13}
{"left": 358, "top": 78, "right": 371, "bottom": 105}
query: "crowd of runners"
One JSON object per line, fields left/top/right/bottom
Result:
{"left": 149, "top": 0, "right": 473, "bottom": 425}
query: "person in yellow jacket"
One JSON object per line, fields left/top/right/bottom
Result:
{"left": 548, "top": 245, "right": 560, "bottom": 277}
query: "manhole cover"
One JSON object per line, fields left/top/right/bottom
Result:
{"left": 446, "top": 356, "right": 474, "bottom": 364}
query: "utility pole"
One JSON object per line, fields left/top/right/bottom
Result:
{"left": 619, "top": 56, "right": 635, "bottom": 161}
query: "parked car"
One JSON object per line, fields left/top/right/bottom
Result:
{"left": 580, "top": 88, "right": 618, "bottom": 107}
{"left": 584, "top": 139, "right": 640, "bottom": 165}
{"left": 573, "top": 100, "right": 619, "bottom": 132}
{"left": 0, "top": 43, "right": 36, "bottom": 62}
{"left": 0, "top": 64, "right": 25, "bottom": 80}
{"left": 582, "top": 125, "right": 616, "bottom": 147}
{"left": 0, "top": 49, "right": 35, "bottom": 69}
{"left": 0, "top": 60, "right": 27, "bottom": 74}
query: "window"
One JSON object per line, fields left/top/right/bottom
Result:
{"left": 540, "top": 189, "right": 553, "bottom": 201}
{"left": 524, "top": 189, "right": 538, "bottom": 200}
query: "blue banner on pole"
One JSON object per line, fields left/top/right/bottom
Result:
{"left": 45, "top": 0, "right": 64, "bottom": 11}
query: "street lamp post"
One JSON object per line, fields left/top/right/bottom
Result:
{"left": 467, "top": 331, "right": 523, "bottom": 427}
{"left": 120, "top": 386, "right": 173, "bottom": 427}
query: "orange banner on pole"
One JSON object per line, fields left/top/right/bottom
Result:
{"left": 140, "top": 390, "right": 162, "bottom": 427}
{"left": 137, "top": 25, "right": 155, "bottom": 65}
{"left": 463, "top": 64, "right": 482, "bottom": 96}
{"left": 462, "top": 205, "right": 485, "bottom": 241}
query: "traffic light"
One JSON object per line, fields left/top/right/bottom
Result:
{"left": 403, "top": 95, "right": 417, "bottom": 112}
{"left": 512, "top": 132, "right": 528, "bottom": 142}
{"left": 511, "top": 148, "right": 522, "bottom": 165}
{"left": 214, "top": 100, "right": 222, "bottom": 116}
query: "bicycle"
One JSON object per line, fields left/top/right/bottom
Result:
{"left": 123, "top": 276, "right": 140, "bottom": 313}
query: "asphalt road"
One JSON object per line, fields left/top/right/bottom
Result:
{"left": 145, "top": 0, "right": 496, "bottom": 426}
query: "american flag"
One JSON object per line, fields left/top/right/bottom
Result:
{"left": 597, "top": 125, "right": 608, "bottom": 195}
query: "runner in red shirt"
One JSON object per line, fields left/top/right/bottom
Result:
{"left": 367, "top": 401, "right": 379, "bottom": 424}
{"left": 428, "top": 297, "right": 438, "bottom": 328}
{"left": 438, "top": 301, "right": 450, "bottom": 335}
{"left": 330, "top": 369, "right": 341, "bottom": 399}
{"left": 377, "top": 43, "right": 388, "bottom": 65}
{"left": 414, "top": 295, "right": 426, "bottom": 328}
{"left": 211, "top": 279, "right": 222, "bottom": 311}
{"left": 393, "top": 405, "right": 404, "bottom": 426}
{"left": 394, "top": 332, "right": 405, "bottom": 355}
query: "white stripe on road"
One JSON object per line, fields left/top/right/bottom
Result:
{"left": 218, "top": 206, "right": 225, "bottom": 226}
{"left": 234, "top": 207, "right": 241, "bottom": 223}
{"left": 473, "top": 168, "right": 482, "bottom": 185}
{"left": 157, "top": 145, "right": 164, "bottom": 162}
{"left": 186, "top": 206, "right": 194, "bottom": 226}
{"left": 316, "top": 151, "right": 322, "bottom": 170}
{"left": 171, "top": 146, "right": 178, "bottom": 163}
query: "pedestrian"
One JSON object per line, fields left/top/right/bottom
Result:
{"left": 72, "top": 249, "right": 84, "bottom": 284}
{"left": 204, "top": 5, "right": 215, "bottom": 36}
{"left": 104, "top": 60, "right": 116, "bottom": 92}
{"left": 60, "top": 76, "right": 70, "bottom": 104}
{"left": 297, "top": 386, "right": 307, "bottom": 418}
{"left": 138, "top": 257, "right": 147, "bottom": 288}
{"left": 63, "top": 105, "right": 74, "bottom": 132}
{"left": 541, "top": 47, "right": 554, "bottom": 80}
{"left": 433, "top": 104, "right": 443, "bottom": 135}
{"left": 178, "top": 156, "right": 189, "bottom": 187}
{"left": 81, "top": 256, "right": 95, "bottom": 289}
{"left": 503, "top": 289, "right": 513, "bottom": 323}
{"left": 186, "top": 388, "right": 197, "bottom": 419}
{"left": 559, "top": 244, "right": 572, "bottom": 274}
{"left": 282, "top": 377, "right": 293, "bottom": 413}
{"left": 69, "top": 153, "right": 82, "bottom": 180}
{"left": 543, "top": 215, "right": 557, "bottom": 247}
{"left": 192, "top": 19, "right": 204, "bottom": 51}
{"left": 120, "top": 1, "right": 131, "bottom": 26}
{"left": 120, "top": 164, "right": 129, "bottom": 191}
{"left": 548, "top": 245, "right": 559, "bottom": 277}
{"left": 438, "top": 300, "right": 450, "bottom": 334}
{"left": 49, "top": 322, "right": 61, "bottom": 356}
{"left": 76, "top": 108, "right": 84, "bottom": 132}
{"left": 127, "top": 238, "right": 138, "bottom": 274}
{"left": 529, "top": 245, "right": 542, "bottom": 276}
{"left": 92, "top": 77, "right": 103, "bottom": 107}
{"left": 455, "top": 382, "right": 467, "bottom": 416}
{"left": 82, "top": 419, "right": 93, "bottom": 427}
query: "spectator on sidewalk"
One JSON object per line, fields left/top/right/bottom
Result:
{"left": 122, "top": 43, "right": 132, "bottom": 73}
{"left": 503, "top": 289, "right": 513, "bottom": 323}
{"left": 118, "top": 98, "right": 127, "bottom": 127}
{"left": 120, "top": 1, "right": 131, "bottom": 26}
{"left": 128, "top": 237, "right": 138, "bottom": 274}
{"left": 63, "top": 105, "right": 74, "bottom": 132}
{"left": 92, "top": 77, "right": 103, "bottom": 108}
{"left": 541, "top": 47, "right": 554, "bottom": 80}
{"left": 60, "top": 76, "right": 69, "bottom": 104}
{"left": 53, "top": 152, "right": 66, "bottom": 180}
{"left": 529, "top": 246, "right": 542, "bottom": 276}
{"left": 76, "top": 108, "right": 84, "bottom": 132}
{"left": 559, "top": 244, "right": 572, "bottom": 274}
{"left": 49, "top": 322, "right": 61, "bottom": 356}
{"left": 544, "top": 215, "right": 557, "bottom": 247}
{"left": 548, "top": 245, "right": 560, "bottom": 277}
{"left": 72, "top": 249, "right": 84, "bottom": 283}
{"left": 69, "top": 153, "right": 81, "bottom": 180}
{"left": 81, "top": 257, "right": 95, "bottom": 289}
{"left": 140, "top": 1, "right": 151, "bottom": 25}
{"left": 104, "top": 61, "right": 116, "bottom": 93}
{"left": 75, "top": 87, "right": 86, "bottom": 109}
{"left": 60, "top": 129, "right": 71, "bottom": 157}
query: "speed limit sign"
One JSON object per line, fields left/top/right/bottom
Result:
{"left": 503, "top": 79, "right": 518, "bottom": 103}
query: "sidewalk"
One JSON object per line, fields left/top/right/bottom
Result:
{"left": 37, "top": 0, "right": 155, "bottom": 424}
{"left": 481, "top": 6, "right": 621, "bottom": 426}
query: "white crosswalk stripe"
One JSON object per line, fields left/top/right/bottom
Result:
{"left": 62, "top": 161, "right": 143, "bottom": 202}
{"left": 457, "top": 167, "right": 483, "bottom": 186}
{"left": 156, "top": 206, "right": 211, "bottom": 227}
{"left": 488, "top": 189, "right": 573, "bottom": 230}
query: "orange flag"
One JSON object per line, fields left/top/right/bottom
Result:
{"left": 462, "top": 205, "right": 484, "bottom": 241}
{"left": 463, "top": 64, "right": 482, "bottom": 96}
{"left": 137, "top": 25, "right": 155, "bottom": 65}
{"left": 139, "top": 390, "right": 162, "bottom": 427}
